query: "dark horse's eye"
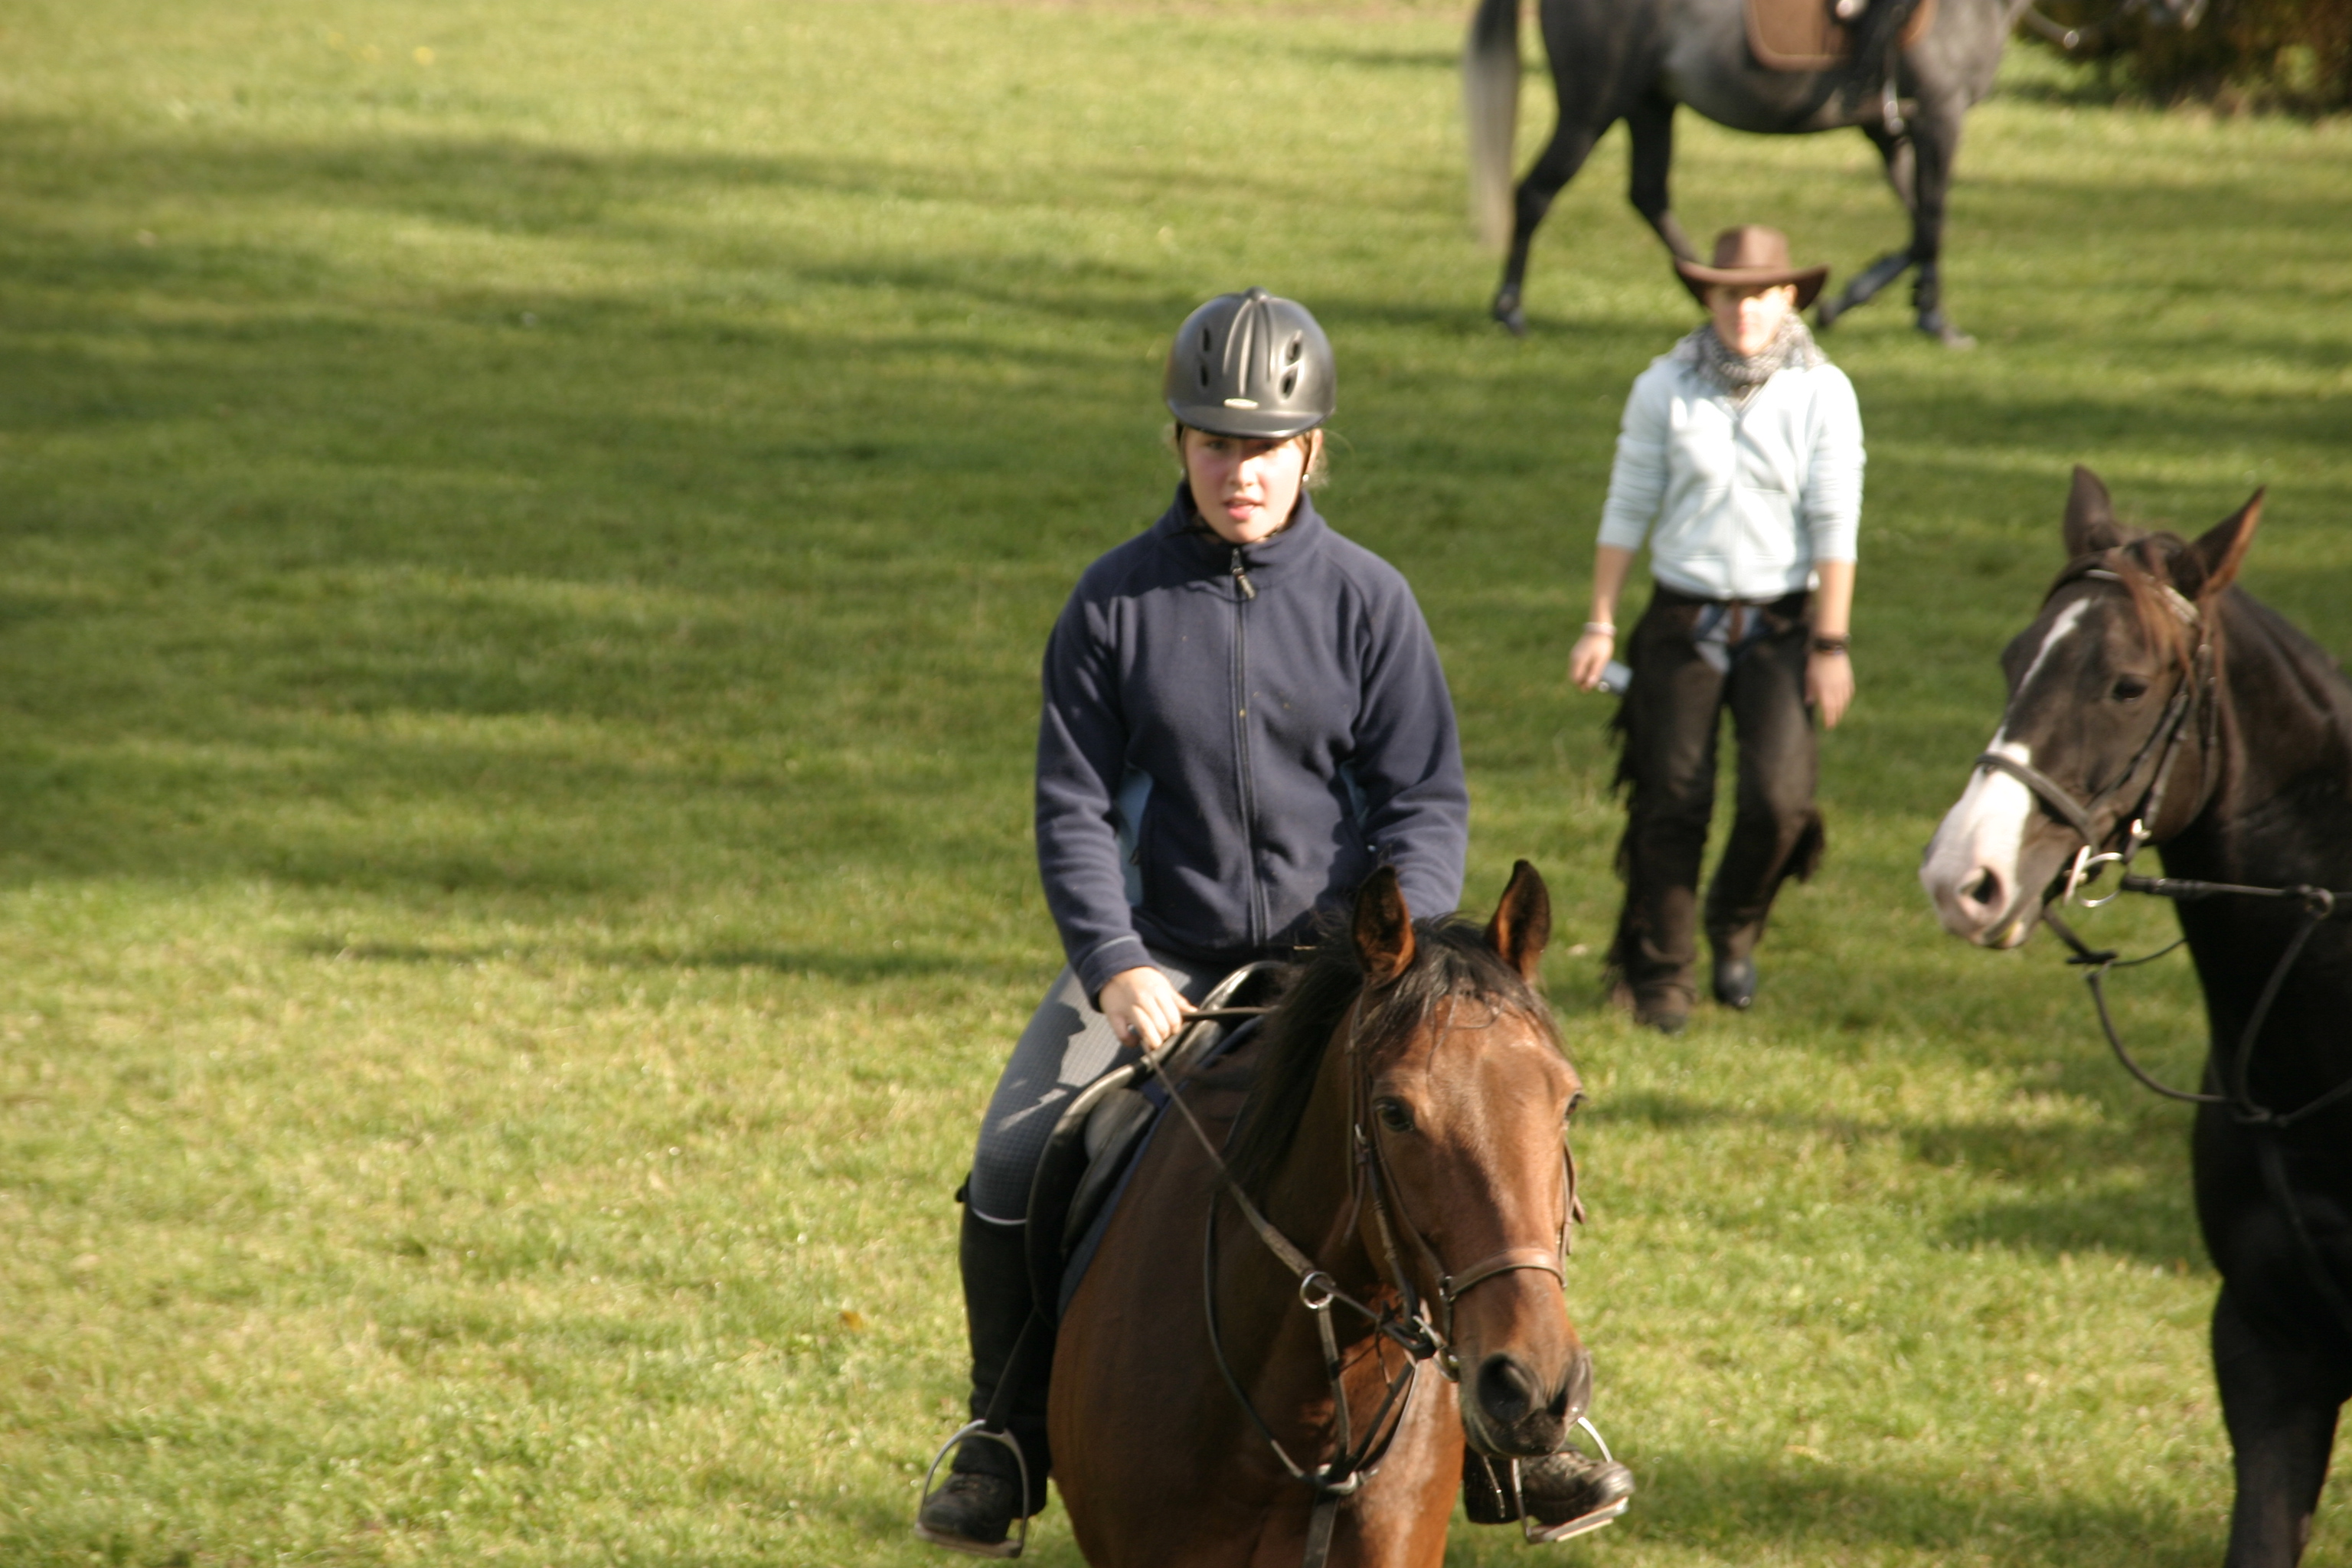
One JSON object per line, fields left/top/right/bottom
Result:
{"left": 2112, "top": 675, "right": 2151, "bottom": 703}
{"left": 1374, "top": 1099, "right": 1415, "bottom": 1134}
{"left": 1565, "top": 1091, "right": 1587, "bottom": 1119}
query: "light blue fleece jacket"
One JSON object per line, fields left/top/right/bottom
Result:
{"left": 1597, "top": 353, "right": 1864, "bottom": 600}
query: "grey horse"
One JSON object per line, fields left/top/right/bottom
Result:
{"left": 1465, "top": 0, "right": 2197, "bottom": 345}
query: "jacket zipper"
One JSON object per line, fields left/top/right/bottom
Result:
{"left": 1230, "top": 546, "right": 1264, "bottom": 947}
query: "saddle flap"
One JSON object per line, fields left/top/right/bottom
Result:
{"left": 1745, "top": 0, "right": 1935, "bottom": 72}
{"left": 1024, "top": 962, "right": 1292, "bottom": 1321}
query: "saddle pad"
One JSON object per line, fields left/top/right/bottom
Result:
{"left": 1048, "top": 1018, "right": 1262, "bottom": 1321}
{"left": 1746, "top": 0, "right": 1935, "bottom": 72}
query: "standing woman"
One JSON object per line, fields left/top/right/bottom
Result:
{"left": 1568, "top": 227, "right": 1864, "bottom": 1034}
{"left": 915, "top": 288, "right": 1475, "bottom": 1554}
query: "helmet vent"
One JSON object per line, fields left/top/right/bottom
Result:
{"left": 1197, "top": 365, "right": 1210, "bottom": 389}
{"left": 1284, "top": 336, "right": 1302, "bottom": 364}
{"left": 1281, "top": 370, "right": 1298, "bottom": 396}
{"left": 1200, "top": 329, "right": 1213, "bottom": 351}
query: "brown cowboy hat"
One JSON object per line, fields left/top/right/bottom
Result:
{"left": 1673, "top": 225, "right": 1831, "bottom": 309}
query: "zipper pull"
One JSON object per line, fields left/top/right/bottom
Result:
{"left": 1230, "top": 547, "right": 1256, "bottom": 601}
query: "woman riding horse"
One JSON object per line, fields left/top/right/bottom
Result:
{"left": 1569, "top": 227, "right": 1864, "bottom": 1032}
{"left": 916, "top": 287, "right": 1632, "bottom": 1554}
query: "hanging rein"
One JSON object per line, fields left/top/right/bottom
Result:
{"left": 1974, "top": 559, "right": 2352, "bottom": 1332}
{"left": 1146, "top": 993, "right": 1579, "bottom": 1568}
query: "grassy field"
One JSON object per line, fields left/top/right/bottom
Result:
{"left": 3, "top": 1, "right": 2350, "bottom": 1563}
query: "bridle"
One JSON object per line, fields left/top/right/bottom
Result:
{"left": 1971, "top": 566, "right": 2213, "bottom": 912}
{"left": 1151, "top": 988, "right": 1581, "bottom": 1568}
{"left": 1972, "top": 557, "right": 2352, "bottom": 1334}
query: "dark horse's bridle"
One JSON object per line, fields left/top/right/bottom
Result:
{"left": 1978, "top": 557, "right": 2352, "bottom": 1334}
{"left": 1152, "top": 988, "right": 1584, "bottom": 1568}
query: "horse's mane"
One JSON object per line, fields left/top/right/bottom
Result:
{"left": 1222, "top": 916, "right": 1555, "bottom": 1200}
{"left": 2049, "top": 528, "right": 2352, "bottom": 787}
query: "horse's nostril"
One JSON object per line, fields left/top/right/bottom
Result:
{"left": 1966, "top": 868, "right": 2001, "bottom": 906}
{"left": 1476, "top": 1355, "right": 1540, "bottom": 1426}
{"left": 1562, "top": 1346, "right": 1593, "bottom": 1423}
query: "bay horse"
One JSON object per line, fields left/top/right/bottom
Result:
{"left": 1049, "top": 863, "right": 1594, "bottom": 1566}
{"left": 1464, "top": 0, "right": 2197, "bottom": 344}
{"left": 1922, "top": 469, "right": 2352, "bottom": 1566}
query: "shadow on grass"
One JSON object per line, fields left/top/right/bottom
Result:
{"left": 292, "top": 933, "right": 992, "bottom": 982}
{"left": 1625, "top": 1449, "right": 2226, "bottom": 1566}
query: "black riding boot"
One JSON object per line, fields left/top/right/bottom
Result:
{"left": 1463, "top": 1445, "right": 1635, "bottom": 1539}
{"left": 916, "top": 1207, "right": 1054, "bottom": 1556}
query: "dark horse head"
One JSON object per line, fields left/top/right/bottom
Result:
{"left": 1922, "top": 467, "right": 2264, "bottom": 945}
{"left": 1224, "top": 861, "right": 1592, "bottom": 1459}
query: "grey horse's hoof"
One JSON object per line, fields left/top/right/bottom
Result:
{"left": 1492, "top": 289, "right": 1528, "bottom": 338}
{"left": 1815, "top": 300, "right": 1841, "bottom": 332}
{"left": 1918, "top": 311, "right": 1976, "bottom": 349}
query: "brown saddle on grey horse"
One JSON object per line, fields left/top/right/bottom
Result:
{"left": 1746, "top": 0, "right": 1935, "bottom": 70}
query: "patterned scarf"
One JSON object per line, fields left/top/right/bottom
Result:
{"left": 1673, "top": 313, "right": 1827, "bottom": 406}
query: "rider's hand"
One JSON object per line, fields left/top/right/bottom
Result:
{"left": 1808, "top": 648, "right": 1855, "bottom": 729}
{"left": 1568, "top": 627, "right": 1616, "bottom": 691}
{"left": 1099, "top": 967, "right": 1193, "bottom": 1054}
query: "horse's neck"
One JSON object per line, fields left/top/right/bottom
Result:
{"left": 1200, "top": 1021, "right": 1388, "bottom": 1446}
{"left": 1258, "top": 1034, "right": 1378, "bottom": 1292}
{"left": 2166, "top": 595, "right": 2352, "bottom": 887}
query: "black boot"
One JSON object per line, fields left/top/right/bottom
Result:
{"left": 916, "top": 1208, "right": 1054, "bottom": 1556}
{"left": 1462, "top": 1446, "right": 1635, "bottom": 1540}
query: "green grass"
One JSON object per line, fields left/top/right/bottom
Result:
{"left": 2, "top": 1, "right": 2349, "bottom": 1563}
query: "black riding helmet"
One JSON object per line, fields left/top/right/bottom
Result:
{"left": 1163, "top": 288, "right": 1335, "bottom": 440}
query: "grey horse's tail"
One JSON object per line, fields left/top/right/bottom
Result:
{"left": 1463, "top": 0, "right": 1521, "bottom": 250}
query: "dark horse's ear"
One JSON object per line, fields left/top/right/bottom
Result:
{"left": 2177, "top": 489, "right": 2264, "bottom": 600}
{"left": 1483, "top": 859, "right": 1551, "bottom": 987}
{"left": 2062, "top": 466, "right": 2128, "bottom": 558}
{"left": 1353, "top": 866, "right": 1416, "bottom": 988}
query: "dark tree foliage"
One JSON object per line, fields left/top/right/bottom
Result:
{"left": 2030, "top": 0, "right": 2351, "bottom": 110}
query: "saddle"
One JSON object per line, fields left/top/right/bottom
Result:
{"left": 1024, "top": 961, "right": 1288, "bottom": 1321}
{"left": 1746, "top": 0, "right": 1935, "bottom": 71}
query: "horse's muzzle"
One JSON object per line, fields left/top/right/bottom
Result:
{"left": 1466, "top": 1345, "right": 1592, "bottom": 1459}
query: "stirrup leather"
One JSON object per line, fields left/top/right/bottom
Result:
{"left": 913, "top": 1422, "right": 1032, "bottom": 1560}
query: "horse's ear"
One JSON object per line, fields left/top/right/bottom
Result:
{"left": 2179, "top": 489, "right": 2263, "bottom": 599}
{"left": 2063, "top": 466, "right": 2126, "bottom": 557}
{"left": 1353, "top": 867, "right": 1416, "bottom": 988}
{"left": 1484, "top": 859, "right": 1550, "bottom": 987}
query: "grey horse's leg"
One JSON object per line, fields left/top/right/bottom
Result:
{"left": 1626, "top": 90, "right": 1698, "bottom": 264}
{"left": 1494, "top": 114, "right": 1612, "bottom": 335}
{"left": 1904, "top": 91, "right": 1975, "bottom": 346}
{"left": 2213, "top": 1283, "right": 2346, "bottom": 1567}
{"left": 1815, "top": 122, "right": 1915, "bottom": 329}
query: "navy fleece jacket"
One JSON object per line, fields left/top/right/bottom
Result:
{"left": 1037, "top": 487, "right": 1469, "bottom": 999}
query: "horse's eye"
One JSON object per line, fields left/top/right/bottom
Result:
{"left": 1374, "top": 1099, "right": 1415, "bottom": 1134}
{"left": 2112, "top": 675, "right": 2151, "bottom": 703}
{"left": 1565, "top": 1092, "right": 1587, "bottom": 1119}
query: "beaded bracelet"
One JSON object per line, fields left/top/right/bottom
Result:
{"left": 1809, "top": 634, "right": 1851, "bottom": 655}
{"left": 1583, "top": 621, "right": 1615, "bottom": 636}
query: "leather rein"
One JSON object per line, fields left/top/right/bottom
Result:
{"left": 1978, "top": 559, "right": 2352, "bottom": 1333}
{"left": 1147, "top": 992, "right": 1578, "bottom": 1568}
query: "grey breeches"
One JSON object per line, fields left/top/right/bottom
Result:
{"left": 965, "top": 951, "right": 1219, "bottom": 1225}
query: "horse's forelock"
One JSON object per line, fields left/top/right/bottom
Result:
{"left": 2044, "top": 537, "right": 2202, "bottom": 678}
{"left": 1223, "top": 917, "right": 1553, "bottom": 1200}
